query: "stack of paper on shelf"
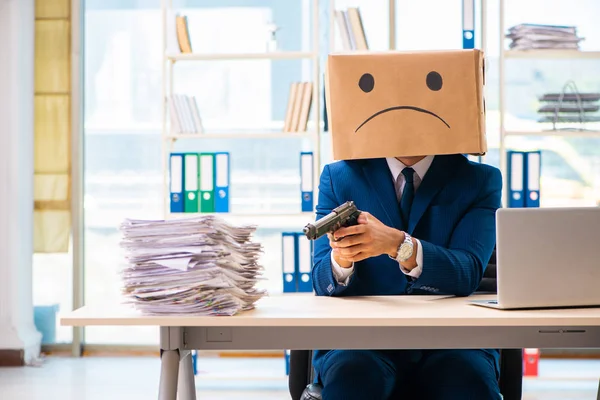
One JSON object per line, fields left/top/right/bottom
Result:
{"left": 505, "top": 23, "right": 583, "bottom": 50}
{"left": 334, "top": 7, "right": 368, "bottom": 51}
{"left": 283, "top": 81, "right": 313, "bottom": 132}
{"left": 537, "top": 91, "right": 600, "bottom": 126}
{"left": 118, "top": 215, "right": 266, "bottom": 316}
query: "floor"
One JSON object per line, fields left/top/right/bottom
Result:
{"left": 1, "top": 356, "right": 600, "bottom": 399}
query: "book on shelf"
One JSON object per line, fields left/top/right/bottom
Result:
{"left": 169, "top": 94, "right": 204, "bottom": 134}
{"left": 506, "top": 23, "right": 584, "bottom": 51}
{"left": 175, "top": 14, "right": 193, "bottom": 53}
{"left": 334, "top": 7, "right": 368, "bottom": 51}
{"left": 283, "top": 82, "right": 313, "bottom": 133}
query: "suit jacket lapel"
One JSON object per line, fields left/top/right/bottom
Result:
{"left": 361, "top": 159, "right": 403, "bottom": 229}
{"left": 407, "top": 155, "right": 461, "bottom": 233}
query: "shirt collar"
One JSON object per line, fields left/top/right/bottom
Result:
{"left": 385, "top": 155, "right": 435, "bottom": 182}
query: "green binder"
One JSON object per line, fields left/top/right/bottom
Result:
{"left": 199, "top": 153, "right": 215, "bottom": 213}
{"left": 183, "top": 153, "right": 199, "bottom": 213}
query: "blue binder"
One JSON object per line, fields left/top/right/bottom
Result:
{"left": 300, "top": 152, "right": 314, "bottom": 212}
{"left": 214, "top": 152, "right": 230, "bottom": 213}
{"left": 282, "top": 232, "right": 297, "bottom": 293}
{"left": 199, "top": 153, "right": 215, "bottom": 213}
{"left": 284, "top": 349, "right": 291, "bottom": 375}
{"left": 192, "top": 350, "right": 198, "bottom": 375}
{"left": 525, "top": 151, "right": 541, "bottom": 207}
{"left": 169, "top": 153, "right": 185, "bottom": 213}
{"left": 296, "top": 233, "right": 313, "bottom": 292}
{"left": 507, "top": 151, "right": 525, "bottom": 208}
{"left": 462, "top": 0, "right": 475, "bottom": 49}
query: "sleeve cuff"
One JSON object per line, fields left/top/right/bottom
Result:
{"left": 330, "top": 253, "right": 354, "bottom": 286}
{"left": 399, "top": 239, "right": 423, "bottom": 279}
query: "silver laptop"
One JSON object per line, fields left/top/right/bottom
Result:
{"left": 471, "top": 207, "right": 600, "bottom": 310}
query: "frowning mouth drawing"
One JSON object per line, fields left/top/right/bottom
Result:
{"left": 355, "top": 105, "right": 451, "bottom": 133}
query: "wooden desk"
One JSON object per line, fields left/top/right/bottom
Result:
{"left": 61, "top": 294, "right": 600, "bottom": 400}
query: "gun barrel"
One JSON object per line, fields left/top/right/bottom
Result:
{"left": 302, "top": 224, "right": 317, "bottom": 240}
{"left": 303, "top": 201, "right": 360, "bottom": 240}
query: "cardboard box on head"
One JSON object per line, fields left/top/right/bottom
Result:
{"left": 325, "top": 49, "right": 486, "bottom": 160}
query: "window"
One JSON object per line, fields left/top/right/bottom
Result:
{"left": 484, "top": 0, "right": 600, "bottom": 205}
{"left": 83, "top": 1, "right": 316, "bottom": 344}
{"left": 395, "top": 0, "right": 466, "bottom": 51}
{"left": 541, "top": 150, "right": 584, "bottom": 182}
{"left": 33, "top": 252, "right": 73, "bottom": 344}
{"left": 79, "top": 0, "right": 600, "bottom": 347}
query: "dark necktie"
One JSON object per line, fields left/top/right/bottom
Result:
{"left": 400, "top": 167, "right": 415, "bottom": 224}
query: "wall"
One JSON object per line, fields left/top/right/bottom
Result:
{"left": 0, "top": 0, "right": 42, "bottom": 366}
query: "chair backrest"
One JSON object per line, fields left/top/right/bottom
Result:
{"left": 289, "top": 349, "right": 313, "bottom": 399}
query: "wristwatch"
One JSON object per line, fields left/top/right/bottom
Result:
{"left": 393, "top": 232, "right": 414, "bottom": 263}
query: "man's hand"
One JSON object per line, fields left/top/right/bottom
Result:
{"left": 330, "top": 212, "right": 404, "bottom": 263}
{"left": 328, "top": 232, "right": 354, "bottom": 268}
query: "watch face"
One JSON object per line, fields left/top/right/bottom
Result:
{"left": 399, "top": 244, "right": 413, "bottom": 259}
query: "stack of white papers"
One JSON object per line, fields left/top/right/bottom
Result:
{"left": 506, "top": 23, "right": 584, "bottom": 50}
{"left": 118, "top": 215, "right": 267, "bottom": 316}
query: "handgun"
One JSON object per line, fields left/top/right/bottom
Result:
{"left": 303, "top": 201, "right": 361, "bottom": 240}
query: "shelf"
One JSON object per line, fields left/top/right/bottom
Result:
{"left": 160, "top": 1, "right": 324, "bottom": 222}
{"left": 504, "top": 50, "right": 600, "bottom": 60}
{"left": 165, "top": 131, "right": 318, "bottom": 140}
{"left": 166, "top": 51, "right": 317, "bottom": 62}
{"left": 504, "top": 130, "right": 600, "bottom": 138}
{"left": 166, "top": 212, "right": 314, "bottom": 230}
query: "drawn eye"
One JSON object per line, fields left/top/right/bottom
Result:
{"left": 358, "top": 73, "right": 374, "bottom": 93}
{"left": 426, "top": 71, "right": 443, "bottom": 91}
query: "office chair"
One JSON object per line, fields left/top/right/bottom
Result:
{"left": 288, "top": 246, "right": 524, "bottom": 400}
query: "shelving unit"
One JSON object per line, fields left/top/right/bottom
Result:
{"left": 160, "top": 0, "right": 322, "bottom": 221}
{"left": 496, "top": 0, "right": 600, "bottom": 206}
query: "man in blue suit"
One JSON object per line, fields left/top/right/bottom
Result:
{"left": 312, "top": 50, "right": 502, "bottom": 399}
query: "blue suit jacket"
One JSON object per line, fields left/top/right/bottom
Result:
{"left": 311, "top": 154, "right": 502, "bottom": 375}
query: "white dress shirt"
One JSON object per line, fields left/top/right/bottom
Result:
{"left": 331, "top": 155, "right": 435, "bottom": 286}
